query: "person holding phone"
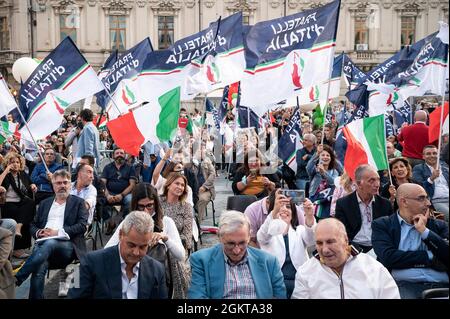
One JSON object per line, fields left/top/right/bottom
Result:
{"left": 257, "top": 190, "right": 316, "bottom": 298}
{"left": 232, "top": 151, "right": 280, "bottom": 199}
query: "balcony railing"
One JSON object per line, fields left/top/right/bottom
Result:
{"left": 0, "top": 50, "right": 28, "bottom": 66}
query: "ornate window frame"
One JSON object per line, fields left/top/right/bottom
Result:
{"left": 149, "top": 1, "right": 181, "bottom": 48}
{"left": 51, "top": 0, "right": 83, "bottom": 44}
{"left": 225, "top": 0, "right": 258, "bottom": 26}
{"left": 102, "top": 0, "right": 133, "bottom": 51}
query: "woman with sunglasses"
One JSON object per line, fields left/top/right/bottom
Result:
{"left": 105, "top": 183, "right": 184, "bottom": 260}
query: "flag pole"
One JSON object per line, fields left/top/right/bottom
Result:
{"left": 320, "top": 48, "right": 337, "bottom": 145}
{"left": 4, "top": 80, "right": 50, "bottom": 173}
{"left": 436, "top": 51, "right": 449, "bottom": 168}
{"left": 383, "top": 112, "right": 394, "bottom": 185}
{"left": 15, "top": 107, "right": 50, "bottom": 173}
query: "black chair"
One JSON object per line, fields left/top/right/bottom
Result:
{"left": 226, "top": 195, "right": 258, "bottom": 213}
{"left": 422, "top": 288, "right": 449, "bottom": 299}
{"left": 204, "top": 199, "right": 217, "bottom": 226}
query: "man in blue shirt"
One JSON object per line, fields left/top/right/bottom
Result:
{"left": 101, "top": 148, "right": 136, "bottom": 219}
{"left": 31, "top": 148, "right": 63, "bottom": 204}
{"left": 372, "top": 183, "right": 449, "bottom": 299}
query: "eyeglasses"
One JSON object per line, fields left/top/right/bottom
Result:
{"left": 223, "top": 241, "right": 248, "bottom": 250}
{"left": 404, "top": 195, "right": 430, "bottom": 202}
{"left": 137, "top": 203, "right": 155, "bottom": 211}
{"left": 53, "top": 181, "right": 70, "bottom": 186}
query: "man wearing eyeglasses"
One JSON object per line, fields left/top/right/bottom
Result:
{"left": 188, "top": 210, "right": 286, "bottom": 299}
{"left": 15, "top": 169, "right": 88, "bottom": 299}
{"left": 31, "top": 148, "right": 63, "bottom": 204}
{"left": 413, "top": 145, "right": 449, "bottom": 222}
{"left": 372, "top": 183, "right": 449, "bottom": 299}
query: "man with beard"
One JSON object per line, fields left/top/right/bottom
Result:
{"left": 15, "top": 170, "right": 88, "bottom": 299}
{"left": 101, "top": 148, "right": 137, "bottom": 220}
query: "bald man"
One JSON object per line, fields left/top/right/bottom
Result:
{"left": 398, "top": 110, "right": 437, "bottom": 168}
{"left": 372, "top": 183, "right": 449, "bottom": 299}
{"left": 291, "top": 218, "right": 400, "bottom": 299}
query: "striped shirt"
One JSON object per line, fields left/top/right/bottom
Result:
{"left": 223, "top": 252, "right": 257, "bottom": 299}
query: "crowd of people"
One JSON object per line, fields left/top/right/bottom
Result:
{"left": 0, "top": 98, "right": 448, "bottom": 300}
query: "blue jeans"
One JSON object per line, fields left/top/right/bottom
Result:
{"left": 16, "top": 239, "right": 74, "bottom": 299}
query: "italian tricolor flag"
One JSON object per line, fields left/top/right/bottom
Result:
{"left": 107, "top": 87, "right": 180, "bottom": 156}
{"left": 342, "top": 115, "right": 388, "bottom": 180}
{"left": 0, "top": 120, "right": 18, "bottom": 144}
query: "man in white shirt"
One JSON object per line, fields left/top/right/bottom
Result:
{"left": 71, "top": 163, "right": 97, "bottom": 224}
{"left": 413, "top": 145, "right": 449, "bottom": 221}
{"left": 68, "top": 211, "right": 168, "bottom": 299}
{"left": 291, "top": 218, "right": 400, "bottom": 299}
{"left": 15, "top": 170, "right": 88, "bottom": 299}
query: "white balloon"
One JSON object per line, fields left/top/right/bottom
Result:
{"left": 12, "top": 57, "right": 39, "bottom": 83}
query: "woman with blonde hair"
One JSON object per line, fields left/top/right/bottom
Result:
{"left": 0, "top": 152, "right": 37, "bottom": 258}
{"left": 160, "top": 172, "right": 193, "bottom": 252}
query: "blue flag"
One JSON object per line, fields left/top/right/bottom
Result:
{"left": 342, "top": 54, "right": 366, "bottom": 90}
{"left": 394, "top": 100, "right": 412, "bottom": 128}
{"left": 99, "top": 38, "right": 154, "bottom": 118}
{"left": 346, "top": 31, "right": 439, "bottom": 106}
{"left": 18, "top": 37, "right": 103, "bottom": 140}
{"left": 205, "top": 98, "right": 221, "bottom": 131}
{"left": 278, "top": 107, "right": 303, "bottom": 173}
{"left": 95, "top": 49, "right": 118, "bottom": 109}
{"left": 240, "top": 0, "right": 341, "bottom": 115}
{"left": 237, "top": 105, "right": 263, "bottom": 131}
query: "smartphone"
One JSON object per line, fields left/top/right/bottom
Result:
{"left": 280, "top": 189, "right": 305, "bottom": 206}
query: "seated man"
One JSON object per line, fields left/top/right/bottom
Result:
{"left": 335, "top": 164, "right": 393, "bottom": 253}
{"left": 291, "top": 218, "right": 400, "bottom": 299}
{"left": 372, "top": 183, "right": 449, "bottom": 299}
{"left": 101, "top": 148, "right": 136, "bottom": 219}
{"left": 412, "top": 145, "right": 449, "bottom": 222}
{"left": 188, "top": 210, "right": 286, "bottom": 299}
{"left": 71, "top": 163, "right": 97, "bottom": 225}
{"left": 68, "top": 211, "right": 168, "bottom": 299}
{"left": 31, "top": 148, "right": 63, "bottom": 204}
{"left": 15, "top": 169, "right": 88, "bottom": 299}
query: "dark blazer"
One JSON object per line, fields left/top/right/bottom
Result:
{"left": 68, "top": 245, "right": 168, "bottom": 299}
{"left": 335, "top": 191, "right": 394, "bottom": 242}
{"left": 412, "top": 162, "right": 449, "bottom": 199}
{"left": 30, "top": 195, "right": 88, "bottom": 259}
{"left": 372, "top": 213, "right": 449, "bottom": 270}
{"left": 1, "top": 171, "right": 34, "bottom": 199}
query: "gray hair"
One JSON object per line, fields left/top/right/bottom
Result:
{"left": 121, "top": 211, "right": 154, "bottom": 235}
{"left": 218, "top": 210, "right": 250, "bottom": 237}
{"left": 303, "top": 133, "right": 317, "bottom": 145}
{"left": 354, "top": 164, "right": 375, "bottom": 182}
{"left": 52, "top": 169, "right": 71, "bottom": 181}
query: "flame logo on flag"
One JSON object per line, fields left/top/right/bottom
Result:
{"left": 122, "top": 84, "right": 136, "bottom": 105}
{"left": 52, "top": 96, "right": 69, "bottom": 115}
{"left": 205, "top": 56, "right": 220, "bottom": 84}
{"left": 309, "top": 85, "right": 320, "bottom": 102}
{"left": 291, "top": 52, "right": 304, "bottom": 89}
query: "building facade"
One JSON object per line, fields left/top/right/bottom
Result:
{"left": 1, "top": 0, "right": 448, "bottom": 109}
